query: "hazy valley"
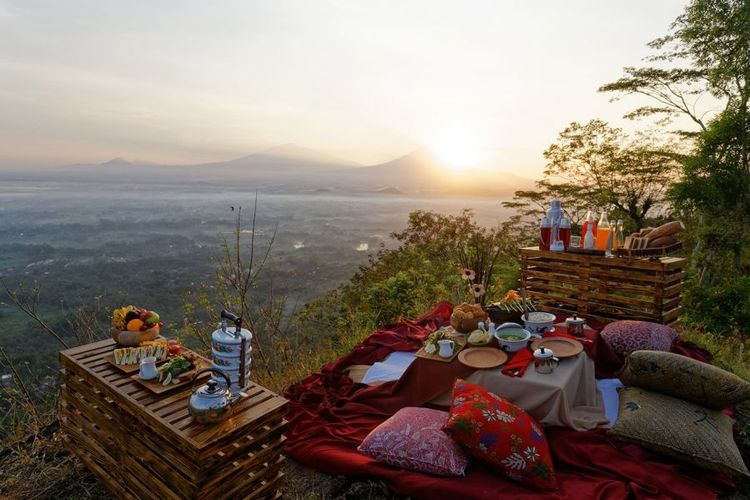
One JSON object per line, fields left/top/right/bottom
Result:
{"left": 0, "top": 147, "right": 527, "bottom": 376}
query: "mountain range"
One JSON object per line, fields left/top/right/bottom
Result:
{"left": 3, "top": 144, "right": 536, "bottom": 196}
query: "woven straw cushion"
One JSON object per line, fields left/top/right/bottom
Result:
{"left": 358, "top": 407, "right": 469, "bottom": 476}
{"left": 600, "top": 320, "right": 677, "bottom": 357}
{"left": 610, "top": 387, "right": 749, "bottom": 477}
{"left": 620, "top": 350, "right": 750, "bottom": 409}
{"left": 444, "top": 380, "right": 557, "bottom": 490}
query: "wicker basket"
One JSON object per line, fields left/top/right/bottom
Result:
{"left": 450, "top": 315, "right": 488, "bottom": 334}
{"left": 111, "top": 326, "right": 159, "bottom": 347}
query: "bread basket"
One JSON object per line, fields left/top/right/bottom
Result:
{"left": 450, "top": 315, "right": 488, "bottom": 334}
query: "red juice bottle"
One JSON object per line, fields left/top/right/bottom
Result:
{"left": 560, "top": 217, "right": 571, "bottom": 249}
{"left": 539, "top": 217, "right": 551, "bottom": 251}
{"left": 580, "top": 210, "right": 596, "bottom": 247}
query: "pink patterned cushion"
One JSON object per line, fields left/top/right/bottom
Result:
{"left": 358, "top": 407, "right": 469, "bottom": 476}
{"left": 600, "top": 320, "right": 677, "bottom": 357}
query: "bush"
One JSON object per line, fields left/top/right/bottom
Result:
{"left": 682, "top": 275, "right": 750, "bottom": 335}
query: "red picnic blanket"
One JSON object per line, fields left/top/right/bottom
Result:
{"left": 284, "top": 302, "right": 734, "bottom": 499}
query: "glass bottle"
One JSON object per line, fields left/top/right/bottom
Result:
{"left": 559, "top": 217, "right": 571, "bottom": 249}
{"left": 539, "top": 216, "right": 551, "bottom": 251}
{"left": 580, "top": 209, "right": 596, "bottom": 247}
{"left": 583, "top": 211, "right": 596, "bottom": 250}
{"left": 595, "top": 210, "right": 611, "bottom": 251}
{"left": 615, "top": 219, "right": 624, "bottom": 250}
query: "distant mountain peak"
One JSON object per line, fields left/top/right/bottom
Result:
{"left": 100, "top": 157, "right": 132, "bottom": 166}
{"left": 231, "top": 143, "right": 358, "bottom": 167}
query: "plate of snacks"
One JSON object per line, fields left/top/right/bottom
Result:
{"left": 416, "top": 327, "right": 467, "bottom": 362}
{"left": 105, "top": 339, "right": 175, "bottom": 373}
{"left": 467, "top": 328, "right": 494, "bottom": 347}
{"left": 132, "top": 352, "right": 205, "bottom": 394}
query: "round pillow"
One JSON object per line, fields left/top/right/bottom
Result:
{"left": 600, "top": 320, "right": 676, "bottom": 357}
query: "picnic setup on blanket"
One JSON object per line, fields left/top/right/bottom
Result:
{"left": 284, "top": 202, "right": 749, "bottom": 499}
{"left": 57, "top": 201, "right": 749, "bottom": 499}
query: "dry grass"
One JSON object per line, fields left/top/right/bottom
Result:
{"left": 0, "top": 427, "right": 397, "bottom": 500}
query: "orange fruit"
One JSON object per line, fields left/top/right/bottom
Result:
{"left": 126, "top": 319, "right": 145, "bottom": 331}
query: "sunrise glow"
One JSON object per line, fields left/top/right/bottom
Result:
{"left": 431, "top": 129, "right": 480, "bottom": 172}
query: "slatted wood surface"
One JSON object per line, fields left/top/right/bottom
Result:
{"left": 59, "top": 339, "right": 287, "bottom": 500}
{"left": 520, "top": 247, "right": 686, "bottom": 326}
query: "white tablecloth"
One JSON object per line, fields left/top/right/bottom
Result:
{"left": 431, "top": 352, "right": 608, "bottom": 431}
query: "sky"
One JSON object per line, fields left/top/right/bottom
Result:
{"left": 0, "top": 0, "right": 690, "bottom": 174}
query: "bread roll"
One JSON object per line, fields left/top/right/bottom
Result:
{"left": 644, "top": 221, "right": 685, "bottom": 241}
{"left": 639, "top": 227, "right": 655, "bottom": 237}
{"left": 647, "top": 235, "right": 678, "bottom": 248}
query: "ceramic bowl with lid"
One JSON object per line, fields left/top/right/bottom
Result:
{"left": 522, "top": 311, "right": 556, "bottom": 336}
{"left": 494, "top": 322, "right": 532, "bottom": 352}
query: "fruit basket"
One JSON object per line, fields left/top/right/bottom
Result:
{"left": 111, "top": 326, "right": 159, "bottom": 347}
{"left": 111, "top": 305, "right": 163, "bottom": 347}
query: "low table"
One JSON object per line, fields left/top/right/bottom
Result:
{"left": 59, "top": 339, "right": 288, "bottom": 499}
{"left": 431, "top": 351, "right": 607, "bottom": 431}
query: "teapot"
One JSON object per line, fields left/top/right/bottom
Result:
{"left": 188, "top": 368, "right": 241, "bottom": 425}
{"left": 533, "top": 347, "right": 559, "bottom": 374}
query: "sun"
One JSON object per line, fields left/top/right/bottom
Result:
{"left": 431, "top": 129, "right": 480, "bottom": 172}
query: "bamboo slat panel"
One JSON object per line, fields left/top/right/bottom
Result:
{"left": 520, "top": 247, "right": 686, "bottom": 326}
{"left": 59, "top": 339, "right": 288, "bottom": 499}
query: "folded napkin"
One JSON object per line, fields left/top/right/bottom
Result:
{"left": 501, "top": 348, "right": 534, "bottom": 377}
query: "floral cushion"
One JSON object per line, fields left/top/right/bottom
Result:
{"left": 600, "top": 320, "right": 677, "bottom": 357}
{"left": 357, "top": 407, "right": 469, "bottom": 476}
{"left": 443, "top": 380, "right": 557, "bottom": 490}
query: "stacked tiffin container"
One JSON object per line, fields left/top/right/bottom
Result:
{"left": 211, "top": 313, "right": 252, "bottom": 392}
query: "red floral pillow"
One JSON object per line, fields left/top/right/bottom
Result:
{"left": 443, "top": 380, "right": 557, "bottom": 490}
{"left": 600, "top": 320, "right": 677, "bottom": 357}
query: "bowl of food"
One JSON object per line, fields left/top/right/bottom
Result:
{"left": 467, "top": 328, "right": 494, "bottom": 347}
{"left": 484, "top": 290, "right": 535, "bottom": 325}
{"left": 494, "top": 322, "right": 532, "bottom": 352}
{"left": 111, "top": 305, "right": 163, "bottom": 347}
{"left": 522, "top": 311, "right": 556, "bottom": 337}
{"left": 450, "top": 303, "right": 489, "bottom": 334}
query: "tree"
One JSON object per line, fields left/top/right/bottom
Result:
{"left": 601, "top": 0, "right": 750, "bottom": 282}
{"left": 505, "top": 120, "right": 681, "bottom": 232}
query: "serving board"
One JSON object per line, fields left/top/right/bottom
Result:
{"left": 104, "top": 353, "right": 170, "bottom": 374}
{"left": 415, "top": 333, "right": 467, "bottom": 363}
{"left": 131, "top": 360, "right": 206, "bottom": 394}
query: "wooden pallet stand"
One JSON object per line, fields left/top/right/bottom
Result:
{"left": 520, "top": 247, "right": 686, "bottom": 326}
{"left": 59, "top": 339, "right": 288, "bottom": 500}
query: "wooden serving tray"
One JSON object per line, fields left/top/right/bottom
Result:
{"left": 104, "top": 353, "right": 171, "bottom": 374}
{"left": 131, "top": 359, "right": 206, "bottom": 394}
{"left": 415, "top": 332, "right": 467, "bottom": 363}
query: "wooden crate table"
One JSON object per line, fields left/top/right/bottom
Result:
{"left": 58, "top": 339, "right": 288, "bottom": 500}
{"left": 520, "top": 246, "right": 687, "bottom": 326}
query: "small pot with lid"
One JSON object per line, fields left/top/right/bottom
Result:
{"left": 565, "top": 314, "right": 586, "bottom": 336}
{"left": 188, "top": 368, "right": 241, "bottom": 424}
{"left": 533, "top": 347, "right": 559, "bottom": 374}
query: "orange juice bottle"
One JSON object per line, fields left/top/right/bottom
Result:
{"left": 595, "top": 210, "right": 611, "bottom": 250}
